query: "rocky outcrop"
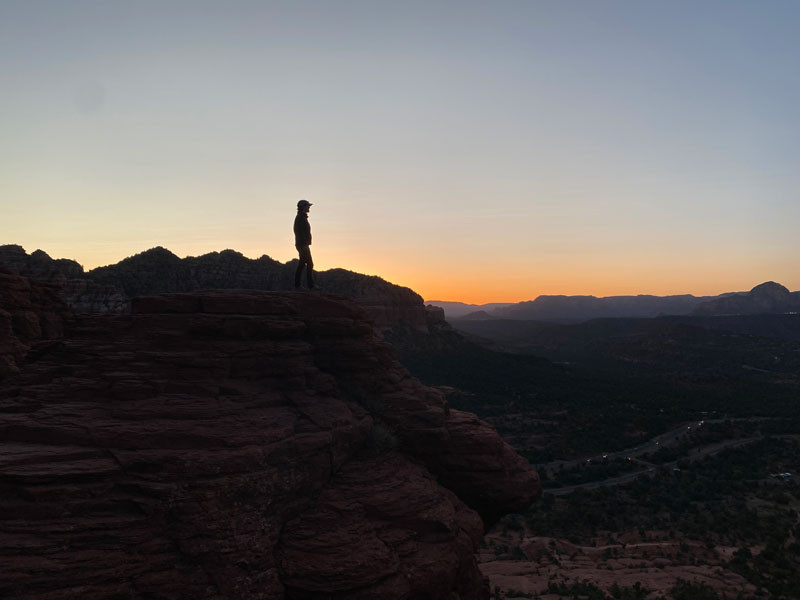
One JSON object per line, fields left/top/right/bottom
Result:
{"left": 0, "top": 245, "right": 127, "bottom": 313}
{"left": 692, "top": 281, "right": 800, "bottom": 316}
{"left": 0, "top": 245, "right": 84, "bottom": 284}
{"left": 0, "top": 267, "right": 68, "bottom": 378}
{"left": 310, "top": 268, "right": 429, "bottom": 333}
{"left": 0, "top": 245, "right": 429, "bottom": 333}
{"left": 0, "top": 276, "right": 539, "bottom": 599}
{"left": 425, "top": 304, "right": 445, "bottom": 323}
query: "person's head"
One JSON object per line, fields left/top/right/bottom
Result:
{"left": 297, "top": 199, "right": 312, "bottom": 213}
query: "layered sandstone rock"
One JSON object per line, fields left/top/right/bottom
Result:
{"left": 0, "top": 278, "right": 539, "bottom": 599}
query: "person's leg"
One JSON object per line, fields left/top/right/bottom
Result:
{"left": 295, "top": 246, "right": 305, "bottom": 288}
{"left": 305, "top": 248, "right": 314, "bottom": 289}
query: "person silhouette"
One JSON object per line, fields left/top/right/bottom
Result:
{"left": 293, "top": 199, "right": 314, "bottom": 290}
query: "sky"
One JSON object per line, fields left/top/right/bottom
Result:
{"left": 2, "top": 0, "right": 798, "bottom": 304}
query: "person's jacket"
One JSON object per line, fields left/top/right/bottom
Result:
{"left": 294, "top": 212, "right": 312, "bottom": 247}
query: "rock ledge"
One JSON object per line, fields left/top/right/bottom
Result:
{"left": 0, "top": 277, "right": 539, "bottom": 600}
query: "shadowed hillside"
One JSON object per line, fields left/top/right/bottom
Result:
{"left": 448, "top": 281, "right": 800, "bottom": 322}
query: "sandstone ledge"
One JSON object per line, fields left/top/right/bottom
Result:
{"left": 0, "top": 281, "right": 539, "bottom": 599}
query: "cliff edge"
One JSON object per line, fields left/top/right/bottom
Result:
{"left": 0, "top": 245, "right": 432, "bottom": 334}
{"left": 0, "top": 271, "right": 539, "bottom": 599}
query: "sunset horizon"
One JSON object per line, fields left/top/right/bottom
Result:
{"left": 4, "top": 1, "right": 798, "bottom": 306}
{"left": 3, "top": 3, "right": 800, "bottom": 594}
{"left": 5, "top": 241, "right": 796, "bottom": 306}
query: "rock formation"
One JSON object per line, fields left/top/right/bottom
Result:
{"left": 692, "top": 281, "right": 800, "bottom": 316}
{"left": 0, "top": 245, "right": 429, "bottom": 334}
{"left": 0, "top": 245, "right": 84, "bottom": 284}
{"left": 0, "top": 270, "right": 539, "bottom": 599}
{"left": 0, "top": 267, "right": 68, "bottom": 378}
{"left": 0, "top": 245, "right": 127, "bottom": 313}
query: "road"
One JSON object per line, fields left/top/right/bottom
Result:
{"left": 540, "top": 419, "right": 782, "bottom": 495}
{"left": 537, "top": 419, "right": 710, "bottom": 474}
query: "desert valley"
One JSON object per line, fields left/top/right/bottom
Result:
{"left": 1, "top": 245, "right": 798, "bottom": 599}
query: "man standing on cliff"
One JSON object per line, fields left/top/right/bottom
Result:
{"left": 293, "top": 199, "right": 314, "bottom": 290}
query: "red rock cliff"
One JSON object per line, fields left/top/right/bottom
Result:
{"left": 0, "top": 274, "right": 539, "bottom": 600}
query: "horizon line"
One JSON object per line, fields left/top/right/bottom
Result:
{"left": 2, "top": 243, "right": 795, "bottom": 306}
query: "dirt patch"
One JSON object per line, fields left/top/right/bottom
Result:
{"left": 480, "top": 530, "right": 760, "bottom": 598}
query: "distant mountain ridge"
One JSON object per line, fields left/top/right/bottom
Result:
{"left": 424, "top": 301, "right": 514, "bottom": 319}
{"left": 444, "top": 282, "right": 799, "bottom": 322}
{"left": 4, "top": 245, "right": 796, "bottom": 325}
{"left": 693, "top": 281, "right": 800, "bottom": 316}
{"left": 490, "top": 293, "right": 712, "bottom": 321}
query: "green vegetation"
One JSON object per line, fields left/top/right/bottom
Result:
{"left": 492, "top": 578, "right": 754, "bottom": 599}
{"left": 528, "top": 438, "right": 799, "bottom": 542}
{"left": 394, "top": 318, "right": 800, "bottom": 598}
{"left": 545, "top": 580, "right": 652, "bottom": 600}
{"left": 522, "top": 438, "right": 800, "bottom": 599}
{"left": 399, "top": 342, "right": 679, "bottom": 459}
{"left": 544, "top": 457, "right": 642, "bottom": 489}
{"left": 666, "top": 578, "right": 722, "bottom": 600}
{"left": 396, "top": 320, "right": 800, "bottom": 461}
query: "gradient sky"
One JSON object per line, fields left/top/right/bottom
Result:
{"left": 2, "top": 1, "right": 798, "bottom": 303}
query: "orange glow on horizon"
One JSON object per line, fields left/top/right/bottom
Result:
{"left": 358, "top": 264, "right": 798, "bottom": 306}
{"left": 4, "top": 2, "right": 800, "bottom": 313}
{"left": 14, "top": 243, "right": 798, "bottom": 308}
